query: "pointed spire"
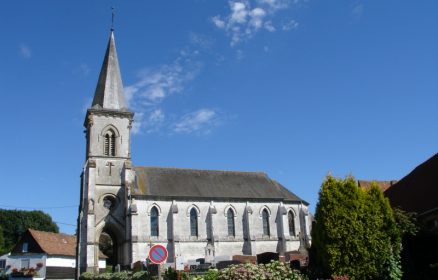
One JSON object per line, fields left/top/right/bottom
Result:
{"left": 92, "top": 31, "right": 127, "bottom": 111}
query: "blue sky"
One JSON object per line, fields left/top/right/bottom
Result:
{"left": 0, "top": 0, "right": 437, "bottom": 234}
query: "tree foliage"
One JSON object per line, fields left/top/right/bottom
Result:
{"left": 0, "top": 225, "right": 4, "bottom": 253}
{"left": 310, "top": 176, "right": 402, "bottom": 280}
{"left": 0, "top": 209, "right": 59, "bottom": 253}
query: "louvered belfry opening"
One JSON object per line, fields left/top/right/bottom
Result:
{"left": 104, "top": 130, "right": 116, "bottom": 156}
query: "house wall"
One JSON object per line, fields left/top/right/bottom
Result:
{"left": 6, "top": 254, "right": 47, "bottom": 278}
{"left": 4, "top": 254, "right": 105, "bottom": 279}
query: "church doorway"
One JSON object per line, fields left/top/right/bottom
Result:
{"left": 99, "top": 228, "right": 119, "bottom": 272}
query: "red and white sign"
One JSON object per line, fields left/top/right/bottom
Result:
{"left": 148, "top": 244, "right": 168, "bottom": 264}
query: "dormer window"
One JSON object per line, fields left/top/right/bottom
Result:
{"left": 22, "top": 242, "right": 28, "bottom": 253}
{"left": 104, "top": 130, "right": 116, "bottom": 156}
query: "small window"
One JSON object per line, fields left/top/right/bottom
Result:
{"left": 104, "top": 130, "right": 116, "bottom": 156}
{"left": 288, "top": 211, "right": 296, "bottom": 236}
{"left": 227, "top": 208, "right": 235, "bottom": 237}
{"left": 150, "top": 206, "right": 159, "bottom": 237}
{"left": 0, "top": 260, "right": 6, "bottom": 269}
{"left": 262, "top": 209, "right": 270, "bottom": 236}
{"left": 22, "top": 242, "right": 28, "bottom": 253}
{"left": 190, "top": 208, "right": 198, "bottom": 237}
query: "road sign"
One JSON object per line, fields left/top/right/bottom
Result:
{"left": 148, "top": 244, "right": 168, "bottom": 264}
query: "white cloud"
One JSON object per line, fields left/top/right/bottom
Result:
{"left": 264, "top": 20, "right": 276, "bottom": 32}
{"left": 282, "top": 19, "right": 299, "bottom": 31}
{"left": 173, "top": 109, "right": 219, "bottom": 134}
{"left": 257, "top": 0, "right": 291, "bottom": 12}
{"left": 131, "top": 112, "right": 144, "bottom": 135}
{"left": 141, "top": 109, "right": 165, "bottom": 134}
{"left": 249, "top": 8, "right": 267, "bottom": 30}
{"left": 19, "top": 44, "right": 32, "bottom": 59}
{"left": 211, "top": 0, "right": 298, "bottom": 46}
{"left": 230, "top": 2, "right": 249, "bottom": 24}
{"left": 212, "top": 15, "right": 226, "bottom": 29}
{"left": 125, "top": 37, "right": 224, "bottom": 135}
{"left": 125, "top": 59, "right": 200, "bottom": 108}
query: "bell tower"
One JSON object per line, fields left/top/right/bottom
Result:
{"left": 77, "top": 30, "right": 135, "bottom": 274}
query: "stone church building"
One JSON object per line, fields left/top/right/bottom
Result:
{"left": 76, "top": 31, "right": 312, "bottom": 274}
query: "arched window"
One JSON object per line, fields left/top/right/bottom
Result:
{"left": 227, "top": 208, "right": 235, "bottom": 237}
{"left": 104, "top": 130, "right": 116, "bottom": 156}
{"left": 190, "top": 208, "right": 198, "bottom": 237}
{"left": 150, "top": 206, "right": 159, "bottom": 237}
{"left": 262, "top": 209, "right": 270, "bottom": 236}
{"left": 288, "top": 211, "right": 296, "bottom": 236}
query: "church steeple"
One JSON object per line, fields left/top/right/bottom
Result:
{"left": 92, "top": 31, "right": 127, "bottom": 111}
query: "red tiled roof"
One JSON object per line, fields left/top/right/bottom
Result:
{"left": 28, "top": 229, "right": 76, "bottom": 256}
{"left": 28, "top": 229, "right": 106, "bottom": 258}
{"left": 358, "top": 180, "right": 397, "bottom": 192}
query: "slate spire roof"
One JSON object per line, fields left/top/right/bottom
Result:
{"left": 92, "top": 31, "right": 127, "bottom": 110}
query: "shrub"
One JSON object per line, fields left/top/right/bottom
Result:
{"left": 132, "top": 271, "right": 150, "bottom": 280}
{"left": 163, "top": 267, "right": 177, "bottom": 280}
{"left": 262, "top": 261, "right": 306, "bottom": 280}
{"left": 203, "top": 269, "right": 219, "bottom": 280}
{"left": 79, "top": 272, "right": 95, "bottom": 280}
{"left": 95, "top": 272, "right": 113, "bottom": 280}
{"left": 217, "top": 260, "right": 306, "bottom": 280}
{"left": 111, "top": 271, "right": 131, "bottom": 280}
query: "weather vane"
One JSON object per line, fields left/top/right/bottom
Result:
{"left": 111, "top": 7, "right": 115, "bottom": 31}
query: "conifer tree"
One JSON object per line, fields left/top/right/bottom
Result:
{"left": 310, "top": 176, "right": 402, "bottom": 280}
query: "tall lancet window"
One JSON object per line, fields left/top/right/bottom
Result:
{"left": 104, "top": 130, "right": 116, "bottom": 156}
{"left": 262, "top": 209, "right": 270, "bottom": 236}
{"left": 150, "top": 206, "right": 159, "bottom": 237}
{"left": 190, "top": 208, "right": 198, "bottom": 237}
{"left": 227, "top": 208, "right": 235, "bottom": 237}
{"left": 288, "top": 211, "right": 296, "bottom": 236}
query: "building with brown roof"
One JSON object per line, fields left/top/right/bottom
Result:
{"left": 3, "top": 229, "right": 105, "bottom": 279}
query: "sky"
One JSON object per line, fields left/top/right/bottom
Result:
{"left": 0, "top": 0, "right": 437, "bottom": 235}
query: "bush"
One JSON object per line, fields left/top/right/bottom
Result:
{"left": 163, "top": 267, "right": 177, "bottom": 280}
{"left": 95, "top": 273, "right": 113, "bottom": 280}
{"left": 80, "top": 272, "right": 96, "bottom": 280}
{"left": 203, "top": 269, "right": 219, "bottom": 280}
{"left": 217, "top": 260, "right": 306, "bottom": 280}
{"left": 262, "top": 261, "right": 306, "bottom": 280}
{"left": 112, "top": 271, "right": 131, "bottom": 280}
{"left": 132, "top": 271, "right": 150, "bottom": 280}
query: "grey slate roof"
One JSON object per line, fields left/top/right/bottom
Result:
{"left": 92, "top": 31, "right": 127, "bottom": 111}
{"left": 133, "top": 166, "right": 307, "bottom": 204}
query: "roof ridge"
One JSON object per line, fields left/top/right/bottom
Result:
{"left": 134, "top": 166, "right": 268, "bottom": 176}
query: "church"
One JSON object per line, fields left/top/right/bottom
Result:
{"left": 76, "top": 30, "right": 312, "bottom": 274}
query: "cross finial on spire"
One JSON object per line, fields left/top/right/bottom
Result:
{"left": 111, "top": 7, "right": 115, "bottom": 31}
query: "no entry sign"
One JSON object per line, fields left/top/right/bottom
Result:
{"left": 148, "top": 244, "right": 168, "bottom": 264}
